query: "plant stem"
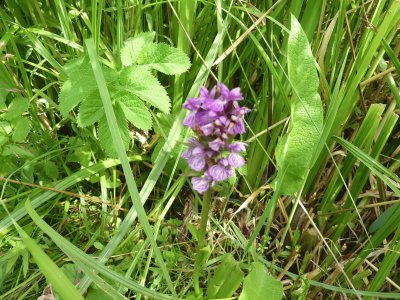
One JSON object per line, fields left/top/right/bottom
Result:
{"left": 193, "top": 189, "right": 212, "bottom": 297}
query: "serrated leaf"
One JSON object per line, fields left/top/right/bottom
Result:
{"left": 58, "top": 57, "right": 116, "bottom": 117}
{"left": 274, "top": 15, "right": 323, "bottom": 195}
{"left": 120, "top": 32, "right": 156, "bottom": 66}
{"left": 118, "top": 65, "right": 170, "bottom": 113}
{"left": 77, "top": 93, "right": 104, "bottom": 127}
{"left": 239, "top": 262, "right": 283, "bottom": 300}
{"left": 138, "top": 43, "right": 190, "bottom": 75}
{"left": 5, "top": 96, "right": 29, "bottom": 120}
{"left": 12, "top": 117, "right": 30, "bottom": 142}
{"left": 97, "top": 104, "right": 130, "bottom": 157}
{"left": 115, "top": 92, "right": 152, "bottom": 130}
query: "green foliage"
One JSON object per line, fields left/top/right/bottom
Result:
{"left": 14, "top": 223, "right": 84, "bottom": 300}
{"left": 206, "top": 254, "right": 244, "bottom": 299}
{"left": 239, "top": 262, "right": 283, "bottom": 300}
{"left": 274, "top": 15, "right": 323, "bottom": 195}
{"left": 58, "top": 33, "right": 190, "bottom": 156}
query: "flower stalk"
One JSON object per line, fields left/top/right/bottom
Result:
{"left": 181, "top": 83, "right": 249, "bottom": 296}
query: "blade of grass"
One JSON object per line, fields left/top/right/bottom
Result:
{"left": 77, "top": 12, "right": 232, "bottom": 292}
{"left": 23, "top": 200, "right": 182, "bottom": 300}
{"left": 12, "top": 222, "right": 84, "bottom": 300}
{"left": 85, "top": 37, "right": 176, "bottom": 297}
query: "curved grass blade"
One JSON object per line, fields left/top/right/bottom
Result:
{"left": 85, "top": 38, "right": 176, "bottom": 297}
{"left": 77, "top": 13, "right": 232, "bottom": 292}
{"left": 24, "top": 200, "right": 180, "bottom": 300}
{"left": 0, "top": 157, "right": 143, "bottom": 234}
{"left": 13, "top": 223, "right": 84, "bottom": 300}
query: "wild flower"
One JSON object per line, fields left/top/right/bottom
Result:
{"left": 182, "top": 83, "right": 250, "bottom": 193}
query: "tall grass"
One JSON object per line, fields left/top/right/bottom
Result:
{"left": 0, "top": 0, "right": 399, "bottom": 299}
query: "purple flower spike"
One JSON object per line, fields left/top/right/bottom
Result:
{"left": 181, "top": 83, "right": 250, "bottom": 193}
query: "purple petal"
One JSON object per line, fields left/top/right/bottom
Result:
{"left": 188, "top": 156, "right": 205, "bottom": 171}
{"left": 195, "top": 110, "right": 216, "bottom": 126}
{"left": 191, "top": 177, "right": 209, "bottom": 194}
{"left": 192, "top": 146, "right": 205, "bottom": 156}
{"left": 227, "top": 153, "right": 245, "bottom": 168}
{"left": 199, "top": 123, "right": 214, "bottom": 136}
{"left": 183, "top": 112, "right": 196, "bottom": 128}
{"left": 181, "top": 148, "right": 193, "bottom": 160}
{"left": 228, "top": 119, "right": 245, "bottom": 135}
{"left": 204, "top": 98, "right": 225, "bottom": 112}
{"left": 228, "top": 87, "right": 243, "bottom": 101}
{"left": 207, "top": 164, "right": 230, "bottom": 181}
{"left": 183, "top": 97, "right": 203, "bottom": 110}
{"left": 217, "top": 82, "right": 230, "bottom": 99}
{"left": 208, "top": 138, "right": 225, "bottom": 151}
{"left": 228, "top": 142, "right": 247, "bottom": 153}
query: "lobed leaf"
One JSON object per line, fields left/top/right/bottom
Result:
{"left": 97, "top": 103, "right": 130, "bottom": 157}
{"left": 120, "top": 32, "right": 155, "bottom": 66}
{"left": 137, "top": 43, "right": 191, "bottom": 75}
{"left": 274, "top": 15, "right": 323, "bottom": 195}
{"left": 12, "top": 117, "right": 30, "bottom": 142}
{"left": 59, "top": 57, "right": 116, "bottom": 117}
{"left": 118, "top": 65, "right": 171, "bottom": 113}
{"left": 115, "top": 91, "right": 152, "bottom": 130}
{"left": 5, "top": 96, "right": 29, "bottom": 120}
{"left": 77, "top": 92, "right": 104, "bottom": 127}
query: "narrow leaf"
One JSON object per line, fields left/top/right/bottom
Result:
{"left": 275, "top": 15, "right": 323, "bottom": 195}
{"left": 86, "top": 38, "right": 176, "bottom": 297}
{"left": 14, "top": 223, "right": 84, "bottom": 300}
{"left": 138, "top": 43, "right": 191, "bottom": 75}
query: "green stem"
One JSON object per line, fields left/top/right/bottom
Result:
{"left": 193, "top": 189, "right": 212, "bottom": 297}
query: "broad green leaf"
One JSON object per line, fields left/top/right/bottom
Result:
{"left": 12, "top": 117, "right": 30, "bottom": 142}
{"left": 44, "top": 160, "right": 59, "bottom": 180}
{"left": 239, "top": 262, "right": 283, "bottom": 300}
{"left": 77, "top": 92, "right": 104, "bottom": 127}
{"left": 59, "top": 57, "right": 116, "bottom": 117}
{"left": 274, "top": 15, "right": 323, "bottom": 195}
{"left": 59, "top": 57, "right": 98, "bottom": 116}
{"left": 138, "top": 43, "right": 191, "bottom": 75}
{"left": 206, "top": 254, "right": 244, "bottom": 299}
{"left": 115, "top": 91, "right": 152, "bottom": 130}
{"left": 5, "top": 96, "right": 29, "bottom": 120}
{"left": 120, "top": 32, "right": 155, "bottom": 66}
{"left": 119, "top": 65, "right": 170, "bottom": 113}
{"left": 97, "top": 103, "right": 130, "bottom": 157}
{"left": 14, "top": 223, "right": 84, "bottom": 300}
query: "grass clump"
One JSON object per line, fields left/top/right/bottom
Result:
{"left": 0, "top": 1, "right": 399, "bottom": 299}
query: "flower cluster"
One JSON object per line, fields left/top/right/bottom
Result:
{"left": 182, "top": 83, "right": 250, "bottom": 194}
